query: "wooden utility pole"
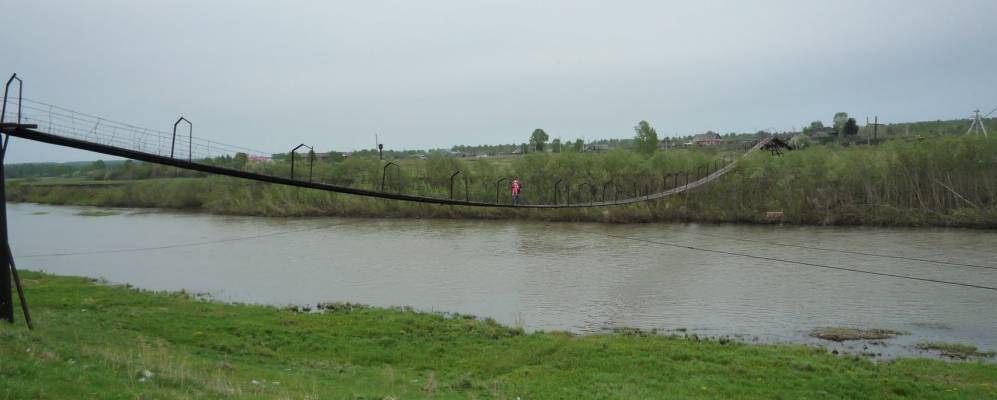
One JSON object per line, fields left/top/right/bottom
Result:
{"left": 376, "top": 134, "right": 383, "bottom": 160}
{"left": 874, "top": 116, "right": 878, "bottom": 141}
{"left": 865, "top": 116, "right": 883, "bottom": 144}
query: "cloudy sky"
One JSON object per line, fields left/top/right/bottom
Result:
{"left": 3, "top": 0, "right": 996, "bottom": 162}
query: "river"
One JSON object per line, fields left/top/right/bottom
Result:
{"left": 9, "top": 203, "right": 997, "bottom": 359}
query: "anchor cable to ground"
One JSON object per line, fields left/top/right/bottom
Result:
{"left": 589, "top": 232, "right": 997, "bottom": 292}
{"left": 18, "top": 223, "right": 349, "bottom": 258}
{"left": 675, "top": 230, "right": 996, "bottom": 271}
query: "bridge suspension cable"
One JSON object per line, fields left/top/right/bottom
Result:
{"left": 675, "top": 230, "right": 996, "bottom": 271}
{"left": 17, "top": 223, "right": 348, "bottom": 259}
{"left": 590, "top": 232, "right": 997, "bottom": 292}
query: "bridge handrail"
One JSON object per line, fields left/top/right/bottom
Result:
{"left": 1, "top": 74, "right": 23, "bottom": 152}
{"left": 449, "top": 170, "right": 468, "bottom": 201}
{"left": 0, "top": 76, "right": 775, "bottom": 209}
{"left": 381, "top": 162, "right": 401, "bottom": 193}
{"left": 171, "top": 117, "right": 192, "bottom": 161}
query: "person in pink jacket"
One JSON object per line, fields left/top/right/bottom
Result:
{"left": 511, "top": 177, "right": 522, "bottom": 205}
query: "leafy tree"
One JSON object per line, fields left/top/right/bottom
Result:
{"left": 632, "top": 120, "right": 659, "bottom": 155}
{"left": 529, "top": 129, "right": 549, "bottom": 152}
{"left": 843, "top": 118, "right": 859, "bottom": 136}
{"left": 833, "top": 112, "right": 849, "bottom": 134}
{"left": 551, "top": 138, "right": 562, "bottom": 153}
{"left": 113, "top": 160, "right": 137, "bottom": 180}
{"left": 802, "top": 121, "right": 825, "bottom": 135}
{"left": 233, "top": 152, "right": 249, "bottom": 169}
{"left": 789, "top": 133, "right": 811, "bottom": 149}
{"left": 450, "top": 144, "right": 519, "bottom": 156}
{"left": 573, "top": 138, "right": 584, "bottom": 152}
{"left": 87, "top": 160, "right": 108, "bottom": 180}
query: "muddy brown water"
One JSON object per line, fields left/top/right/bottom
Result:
{"left": 9, "top": 203, "right": 997, "bottom": 360}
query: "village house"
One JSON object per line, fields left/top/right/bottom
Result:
{"left": 584, "top": 143, "right": 611, "bottom": 152}
{"left": 809, "top": 127, "right": 837, "bottom": 141}
{"left": 691, "top": 132, "right": 723, "bottom": 146}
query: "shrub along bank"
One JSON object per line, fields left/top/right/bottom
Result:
{"left": 7, "top": 136, "right": 997, "bottom": 227}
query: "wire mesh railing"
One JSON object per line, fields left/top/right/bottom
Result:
{"left": 2, "top": 97, "right": 270, "bottom": 162}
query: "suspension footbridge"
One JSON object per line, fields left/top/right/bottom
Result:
{"left": 0, "top": 80, "right": 776, "bottom": 209}
{"left": 0, "top": 73, "right": 784, "bottom": 327}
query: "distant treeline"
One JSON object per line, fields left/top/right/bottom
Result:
{"left": 6, "top": 159, "right": 212, "bottom": 180}
{"left": 9, "top": 115, "right": 993, "bottom": 180}
{"left": 449, "top": 144, "right": 520, "bottom": 155}
{"left": 3, "top": 160, "right": 121, "bottom": 179}
{"left": 860, "top": 117, "right": 996, "bottom": 138}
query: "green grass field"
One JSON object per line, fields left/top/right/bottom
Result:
{"left": 1, "top": 271, "right": 995, "bottom": 399}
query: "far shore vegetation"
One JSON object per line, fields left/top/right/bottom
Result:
{"left": 6, "top": 116, "right": 996, "bottom": 227}
{"left": 1, "top": 271, "right": 995, "bottom": 398}
{"left": 74, "top": 210, "right": 120, "bottom": 217}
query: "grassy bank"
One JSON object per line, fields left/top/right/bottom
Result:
{"left": 7, "top": 135, "right": 997, "bottom": 227}
{"left": 1, "top": 271, "right": 995, "bottom": 399}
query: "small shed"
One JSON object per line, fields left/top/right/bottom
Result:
{"left": 809, "top": 127, "right": 836, "bottom": 141}
{"left": 584, "top": 143, "right": 611, "bottom": 152}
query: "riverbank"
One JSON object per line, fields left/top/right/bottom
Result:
{"left": 2, "top": 271, "right": 996, "bottom": 398}
{"left": 7, "top": 135, "right": 997, "bottom": 227}
{"left": 6, "top": 173, "right": 997, "bottom": 228}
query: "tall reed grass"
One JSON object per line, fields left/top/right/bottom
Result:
{"left": 8, "top": 136, "right": 996, "bottom": 227}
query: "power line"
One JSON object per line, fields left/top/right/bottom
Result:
{"left": 589, "top": 232, "right": 997, "bottom": 292}
{"left": 675, "top": 230, "right": 996, "bottom": 271}
{"left": 18, "top": 223, "right": 348, "bottom": 258}
{"left": 985, "top": 106, "right": 997, "bottom": 118}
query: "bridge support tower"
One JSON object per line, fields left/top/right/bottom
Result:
{"left": 0, "top": 73, "right": 32, "bottom": 328}
{"left": 0, "top": 135, "right": 32, "bottom": 328}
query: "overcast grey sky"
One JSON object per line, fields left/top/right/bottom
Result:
{"left": 3, "top": 0, "right": 996, "bottom": 162}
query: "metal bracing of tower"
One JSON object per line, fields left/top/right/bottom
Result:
{"left": 966, "top": 107, "right": 995, "bottom": 137}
